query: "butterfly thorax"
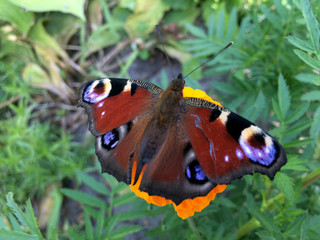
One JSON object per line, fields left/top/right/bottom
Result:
{"left": 153, "top": 76, "right": 185, "bottom": 128}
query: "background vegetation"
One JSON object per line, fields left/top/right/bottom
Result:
{"left": 0, "top": 0, "right": 320, "bottom": 239}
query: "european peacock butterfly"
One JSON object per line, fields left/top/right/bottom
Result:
{"left": 78, "top": 44, "right": 287, "bottom": 218}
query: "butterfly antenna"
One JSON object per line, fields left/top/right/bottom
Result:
{"left": 183, "top": 42, "right": 233, "bottom": 79}
{"left": 156, "top": 25, "right": 175, "bottom": 79}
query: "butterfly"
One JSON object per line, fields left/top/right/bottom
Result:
{"left": 78, "top": 72, "right": 287, "bottom": 213}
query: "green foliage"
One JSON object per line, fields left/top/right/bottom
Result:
{"left": 60, "top": 171, "right": 167, "bottom": 239}
{"left": 0, "top": 62, "right": 89, "bottom": 208}
{"left": 1, "top": 192, "right": 46, "bottom": 240}
{"left": 0, "top": 0, "right": 320, "bottom": 239}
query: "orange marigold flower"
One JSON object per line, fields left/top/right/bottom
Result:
{"left": 130, "top": 86, "right": 227, "bottom": 219}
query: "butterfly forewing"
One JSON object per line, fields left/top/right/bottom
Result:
{"left": 78, "top": 78, "right": 162, "bottom": 136}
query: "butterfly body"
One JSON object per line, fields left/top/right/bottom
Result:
{"left": 79, "top": 75, "right": 287, "bottom": 205}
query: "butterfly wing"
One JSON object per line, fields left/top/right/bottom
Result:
{"left": 78, "top": 78, "right": 162, "bottom": 183}
{"left": 79, "top": 78, "right": 286, "bottom": 205}
{"left": 183, "top": 97, "right": 287, "bottom": 185}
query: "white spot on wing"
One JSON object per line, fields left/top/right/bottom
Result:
{"left": 111, "top": 140, "right": 119, "bottom": 148}
{"left": 236, "top": 149, "right": 243, "bottom": 159}
{"left": 98, "top": 102, "right": 104, "bottom": 108}
{"left": 224, "top": 155, "right": 229, "bottom": 162}
{"left": 241, "top": 125, "right": 262, "bottom": 142}
{"left": 218, "top": 111, "right": 230, "bottom": 125}
{"left": 123, "top": 81, "right": 132, "bottom": 92}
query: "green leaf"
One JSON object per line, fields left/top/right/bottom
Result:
{"left": 286, "top": 102, "right": 309, "bottom": 124}
{"left": 255, "top": 230, "right": 275, "bottom": 240}
{"left": 260, "top": 5, "right": 282, "bottom": 31}
{"left": 274, "top": 172, "right": 295, "bottom": 204}
{"left": 105, "top": 215, "right": 119, "bottom": 235}
{"left": 28, "top": 19, "right": 68, "bottom": 60}
{"left": 283, "top": 139, "right": 314, "bottom": 148}
{"left": 301, "top": 0, "right": 320, "bottom": 54}
{"left": 185, "top": 23, "right": 207, "bottom": 38}
{"left": 94, "top": 205, "right": 105, "bottom": 240}
{"left": 283, "top": 213, "right": 308, "bottom": 239}
{"left": 246, "top": 194, "right": 280, "bottom": 234}
{"left": 86, "top": 26, "right": 120, "bottom": 57}
{"left": 294, "top": 49, "right": 320, "bottom": 71}
{"left": 46, "top": 189, "right": 62, "bottom": 240}
{"left": 310, "top": 106, "right": 320, "bottom": 139}
{"left": 83, "top": 208, "right": 94, "bottom": 240}
{"left": 162, "top": 0, "right": 194, "bottom": 10}
{"left": 272, "top": 98, "right": 282, "bottom": 121}
{"left": 6, "top": 193, "right": 30, "bottom": 232}
{"left": 8, "top": 213, "right": 22, "bottom": 231}
{"left": 9, "top": 0, "right": 86, "bottom": 21}
{"left": 312, "top": 76, "right": 320, "bottom": 86}
{"left": 109, "top": 225, "right": 143, "bottom": 239}
{"left": 278, "top": 73, "right": 291, "bottom": 119}
{"left": 0, "top": 217, "right": 8, "bottom": 230}
{"left": 45, "top": 13, "right": 82, "bottom": 45}
{"left": 0, "top": 0, "right": 34, "bottom": 35}
{"left": 287, "top": 36, "right": 314, "bottom": 53}
{"left": 112, "top": 192, "right": 137, "bottom": 207}
{"left": 207, "top": 13, "right": 215, "bottom": 38}
{"left": 5, "top": 193, "right": 43, "bottom": 239}
{"left": 0, "top": 230, "right": 39, "bottom": 240}
{"left": 226, "top": 7, "right": 237, "bottom": 41}
{"left": 282, "top": 155, "right": 309, "bottom": 171}
{"left": 165, "top": 8, "right": 198, "bottom": 25}
{"left": 22, "top": 63, "right": 51, "bottom": 87}
{"left": 308, "top": 216, "right": 320, "bottom": 238}
{"left": 295, "top": 73, "right": 318, "bottom": 84}
{"left": 115, "top": 210, "right": 161, "bottom": 222}
{"left": 301, "top": 90, "right": 320, "bottom": 101}
{"left": 125, "top": 0, "right": 169, "bottom": 36}
{"left": 211, "top": 81, "right": 240, "bottom": 95}
{"left": 118, "top": 49, "right": 139, "bottom": 78}
{"left": 183, "top": 58, "right": 202, "bottom": 80}
{"left": 274, "top": 0, "right": 287, "bottom": 19}
{"left": 285, "top": 121, "right": 311, "bottom": 136}
{"left": 76, "top": 171, "right": 110, "bottom": 196}
{"left": 0, "top": 38, "right": 34, "bottom": 61}
{"left": 243, "top": 91, "right": 265, "bottom": 122}
{"left": 24, "top": 200, "right": 43, "bottom": 237}
{"left": 60, "top": 189, "right": 106, "bottom": 208}
{"left": 216, "top": 9, "right": 225, "bottom": 39}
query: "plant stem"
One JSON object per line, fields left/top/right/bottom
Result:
{"left": 187, "top": 218, "right": 203, "bottom": 240}
{"left": 302, "top": 167, "right": 320, "bottom": 188}
{"left": 236, "top": 218, "right": 261, "bottom": 239}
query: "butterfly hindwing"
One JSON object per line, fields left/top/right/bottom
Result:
{"left": 134, "top": 124, "right": 216, "bottom": 205}
{"left": 96, "top": 121, "right": 134, "bottom": 183}
{"left": 184, "top": 98, "right": 287, "bottom": 184}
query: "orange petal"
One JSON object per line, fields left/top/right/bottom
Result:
{"left": 183, "top": 86, "right": 223, "bottom": 107}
